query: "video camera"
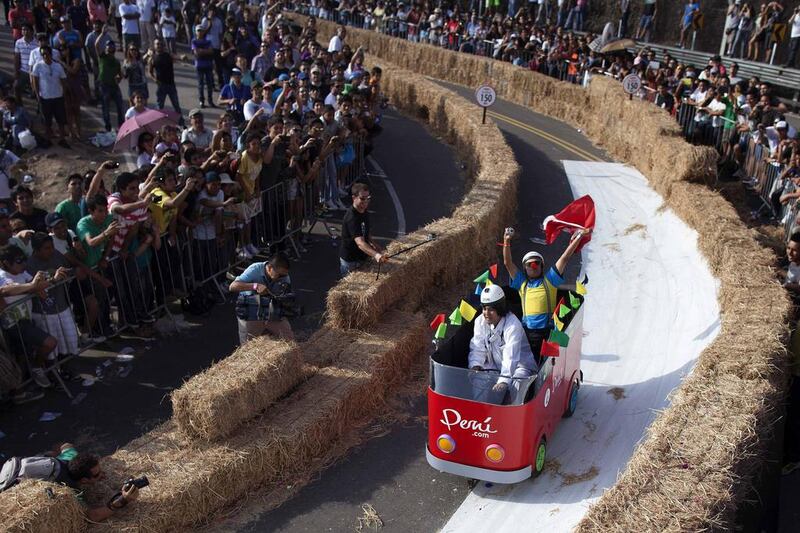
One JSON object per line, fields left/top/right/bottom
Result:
{"left": 235, "top": 280, "right": 304, "bottom": 321}
{"left": 123, "top": 476, "right": 149, "bottom": 490}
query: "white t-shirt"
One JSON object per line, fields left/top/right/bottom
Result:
{"left": 791, "top": 14, "right": 800, "bottom": 39}
{"left": 707, "top": 99, "right": 728, "bottom": 128}
{"left": 0, "top": 149, "right": 20, "bottom": 200}
{"left": 28, "top": 47, "right": 60, "bottom": 71}
{"left": 243, "top": 99, "right": 273, "bottom": 121}
{"left": 14, "top": 38, "right": 37, "bottom": 74}
{"left": 52, "top": 230, "right": 77, "bottom": 256}
{"left": 136, "top": 151, "right": 152, "bottom": 168}
{"left": 787, "top": 262, "right": 800, "bottom": 285}
{"left": 160, "top": 14, "right": 177, "bottom": 38}
{"left": 125, "top": 105, "right": 151, "bottom": 120}
{"left": 0, "top": 269, "right": 33, "bottom": 328}
{"left": 328, "top": 34, "right": 343, "bottom": 53}
{"left": 32, "top": 61, "right": 66, "bottom": 99}
{"left": 136, "top": 0, "right": 154, "bottom": 22}
{"left": 324, "top": 92, "right": 338, "bottom": 109}
{"left": 119, "top": 3, "right": 141, "bottom": 35}
{"left": 194, "top": 189, "right": 223, "bottom": 240}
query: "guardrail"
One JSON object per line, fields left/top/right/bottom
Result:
{"left": 2, "top": 136, "right": 368, "bottom": 396}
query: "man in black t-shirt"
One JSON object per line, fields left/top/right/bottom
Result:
{"left": 339, "top": 182, "right": 386, "bottom": 277}
{"left": 149, "top": 38, "right": 183, "bottom": 125}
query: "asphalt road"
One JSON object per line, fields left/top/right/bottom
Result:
{"left": 221, "top": 82, "right": 610, "bottom": 533}
{"left": 0, "top": 27, "right": 464, "bottom": 467}
{"left": 0, "top": 24, "right": 793, "bottom": 533}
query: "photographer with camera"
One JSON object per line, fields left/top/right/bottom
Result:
{"left": 229, "top": 252, "right": 297, "bottom": 344}
{"left": 0, "top": 442, "right": 145, "bottom": 522}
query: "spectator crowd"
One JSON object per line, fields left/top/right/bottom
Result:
{"left": 0, "top": 1, "right": 386, "bottom": 407}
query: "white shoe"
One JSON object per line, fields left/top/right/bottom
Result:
{"left": 237, "top": 248, "right": 253, "bottom": 259}
{"left": 31, "top": 367, "right": 52, "bottom": 388}
{"left": 246, "top": 244, "right": 259, "bottom": 255}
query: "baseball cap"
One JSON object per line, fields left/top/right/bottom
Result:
{"left": 278, "top": 73, "right": 290, "bottom": 82}
{"left": 204, "top": 171, "right": 220, "bottom": 183}
{"left": 310, "top": 66, "right": 322, "bottom": 74}
{"left": 45, "top": 212, "right": 65, "bottom": 228}
{"left": 188, "top": 108, "right": 203, "bottom": 117}
{"left": 231, "top": 68, "right": 242, "bottom": 76}
{"left": 776, "top": 120, "right": 788, "bottom": 129}
{"left": 298, "top": 72, "right": 307, "bottom": 80}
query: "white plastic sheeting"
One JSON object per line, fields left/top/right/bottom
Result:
{"left": 442, "top": 161, "right": 721, "bottom": 532}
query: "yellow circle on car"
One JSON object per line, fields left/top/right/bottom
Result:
{"left": 437, "top": 435, "right": 455, "bottom": 453}
{"left": 485, "top": 444, "right": 505, "bottom": 463}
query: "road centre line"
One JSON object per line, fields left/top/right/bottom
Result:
{"left": 486, "top": 110, "right": 605, "bottom": 163}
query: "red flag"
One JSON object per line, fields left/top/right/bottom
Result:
{"left": 429, "top": 313, "right": 445, "bottom": 330}
{"left": 540, "top": 340, "right": 561, "bottom": 357}
{"left": 543, "top": 195, "right": 595, "bottom": 252}
{"left": 489, "top": 263, "right": 498, "bottom": 279}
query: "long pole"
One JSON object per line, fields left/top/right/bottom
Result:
{"left": 482, "top": 107, "right": 487, "bottom": 124}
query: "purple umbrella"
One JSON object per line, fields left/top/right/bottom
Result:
{"left": 113, "top": 108, "right": 181, "bottom": 152}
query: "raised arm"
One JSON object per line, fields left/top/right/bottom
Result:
{"left": 554, "top": 229, "right": 588, "bottom": 276}
{"left": 502, "top": 228, "right": 519, "bottom": 280}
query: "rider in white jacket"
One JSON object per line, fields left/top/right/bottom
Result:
{"left": 468, "top": 285, "right": 538, "bottom": 394}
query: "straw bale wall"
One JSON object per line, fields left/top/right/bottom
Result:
{"left": 299, "top": 16, "right": 792, "bottom": 530}
{"left": 326, "top": 64, "right": 519, "bottom": 329}
{"left": 94, "top": 310, "right": 426, "bottom": 531}
{"left": 0, "top": 480, "right": 85, "bottom": 533}
{"left": 171, "top": 338, "right": 305, "bottom": 441}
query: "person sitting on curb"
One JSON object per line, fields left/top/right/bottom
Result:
{"left": 0, "top": 442, "right": 140, "bottom": 522}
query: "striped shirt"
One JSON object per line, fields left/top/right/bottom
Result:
{"left": 14, "top": 37, "right": 37, "bottom": 74}
{"left": 107, "top": 193, "right": 148, "bottom": 253}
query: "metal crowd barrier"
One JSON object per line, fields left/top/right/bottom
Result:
{"left": 1, "top": 136, "right": 369, "bottom": 396}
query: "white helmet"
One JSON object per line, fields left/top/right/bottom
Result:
{"left": 480, "top": 285, "right": 505, "bottom": 305}
{"left": 522, "top": 251, "right": 544, "bottom": 265}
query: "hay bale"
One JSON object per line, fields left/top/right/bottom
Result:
{"left": 0, "top": 480, "right": 85, "bottom": 533}
{"left": 171, "top": 338, "right": 305, "bottom": 441}
{"left": 325, "top": 64, "right": 518, "bottom": 329}
{"left": 293, "top": 15, "right": 792, "bottom": 530}
{"left": 98, "top": 311, "right": 427, "bottom": 531}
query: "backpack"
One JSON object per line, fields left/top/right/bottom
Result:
{"left": 0, "top": 456, "right": 62, "bottom": 492}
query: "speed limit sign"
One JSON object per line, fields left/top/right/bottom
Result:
{"left": 622, "top": 74, "right": 642, "bottom": 95}
{"left": 475, "top": 84, "right": 496, "bottom": 124}
{"left": 475, "top": 85, "right": 497, "bottom": 108}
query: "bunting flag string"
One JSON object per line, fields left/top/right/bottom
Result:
{"left": 459, "top": 300, "right": 478, "bottom": 322}
{"left": 549, "top": 328, "right": 570, "bottom": 347}
{"left": 429, "top": 314, "right": 445, "bottom": 330}
{"left": 540, "top": 339, "right": 561, "bottom": 357}
{"left": 435, "top": 323, "right": 447, "bottom": 339}
{"left": 448, "top": 307, "right": 462, "bottom": 326}
{"left": 473, "top": 270, "right": 490, "bottom": 283}
{"left": 569, "top": 292, "right": 582, "bottom": 309}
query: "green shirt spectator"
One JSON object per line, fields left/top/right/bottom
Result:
{"left": 76, "top": 213, "right": 113, "bottom": 268}
{"left": 54, "top": 199, "right": 84, "bottom": 231}
{"left": 98, "top": 54, "right": 121, "bottom": 86}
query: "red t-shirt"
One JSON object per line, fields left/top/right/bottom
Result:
{"left": 9, "top": 8, "right": 34, "bottom": 41}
